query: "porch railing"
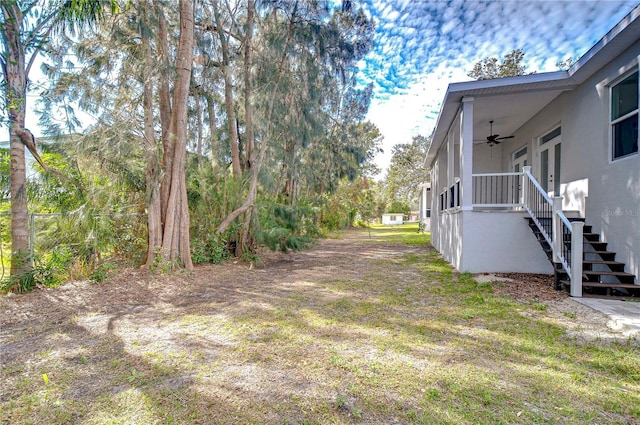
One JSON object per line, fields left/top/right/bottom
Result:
{"left": 472, "top": 172, "right": 522, "bottom": 208}
{"left": 435, "top": 168, "right": 584, "bottom": 295}
{"left": 450, "top": 167, "right": 584, "bottom": 296}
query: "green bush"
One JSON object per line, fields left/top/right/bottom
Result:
{"left": 257, "top": 200, "right": 319, "bottom": 253}
{"left": 89, "top": 260, "right": 118, "bottom": 283}
{"left": 191, "top": 235, "right": 232, "bottom": 265}
{"left": 0, "top": 250, "right": 71, "bottom": 293}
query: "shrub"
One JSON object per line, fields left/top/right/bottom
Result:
{"left": 257, "top": 200, "right": 319, "bottom": 253}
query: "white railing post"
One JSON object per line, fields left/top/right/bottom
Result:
{"left": 552, "top": 197, "right": 563, "bottom": 263}
{"left": 522, "top": 166, "right": 531, "bottom": 207}
{"left": 570, "top": 221, "right": 584, "bottom": 297}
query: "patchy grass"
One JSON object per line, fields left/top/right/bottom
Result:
{"left": 1, "top": 227, "right": 638, "bottom": 424}
{"left": 367, "top": 222, "right": 430, "bottom": 245}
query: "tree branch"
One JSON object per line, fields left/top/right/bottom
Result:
{"left": 216, "top": 203, "right": 252, "bottom": 234}
{"left": 16, "top": 128, "right": 86, "bottom": 192}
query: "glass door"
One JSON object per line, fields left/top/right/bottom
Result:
{"left": 539, "top": 129, "right": 561, "bottom": 197}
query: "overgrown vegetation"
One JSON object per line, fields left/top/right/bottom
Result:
{"left": 1, "top": 225, "right": 637, "bottom": 424}
{"left": 1, "top": 1, "right": 385, "bottom": 291}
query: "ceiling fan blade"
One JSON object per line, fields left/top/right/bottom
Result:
{"left": 496, "top": 135, "right": 515, "bottom": 140}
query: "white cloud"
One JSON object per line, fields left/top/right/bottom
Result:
{"left": 359, "top": 0, "right": 639, "bottom": 176}
{"left": 369, "top": 64, "right": 469, "bottom": 175}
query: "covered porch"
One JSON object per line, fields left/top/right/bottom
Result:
{"left": 426, "top": 75, "right": 584, "bottom": 284}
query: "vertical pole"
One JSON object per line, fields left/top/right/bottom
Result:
{"left": 522, "top": 166, "right": 531, "bottom": 208}
{"left": 570, "top": 221, "right": 584, "bottom": 297}
{"left": 552, "top": 197, "right": 563, "bottom": 290}
{"left": 552, "top": 197, "right": 563, "bottom": 263}
{"left": 29, "top": 213, "right": 35, "bottom": 267}
{"left": 460, "top": 97, "right": 474, "bottom": 211}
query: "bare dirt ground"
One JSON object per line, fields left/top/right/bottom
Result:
{"left": 1, "top": 233, "right": 623, "bottom": 342}
{"left": 1, "top": 229, "right": 636, "bottom": 424}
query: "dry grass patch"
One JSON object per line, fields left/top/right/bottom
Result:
{"left": 1, "top": 225, "right": 639, "bottom": 424}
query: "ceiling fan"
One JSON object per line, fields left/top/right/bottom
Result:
{"left": 485, "top": 120, "right": 514, "bottom": 146}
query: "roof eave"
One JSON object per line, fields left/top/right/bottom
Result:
{"left": 424, "top": 71, "right": 571, "bottom": 167}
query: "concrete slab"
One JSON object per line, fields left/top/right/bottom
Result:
{"left": 573, "top": 298, "right": 640, "bottom": 335}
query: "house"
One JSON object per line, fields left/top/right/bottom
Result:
{"left": 417, "top": 182, "right": 431, "bottom": 231}
{"left": 382, "top": 213, "right": 404, "bottom": 225}
{"left": 424, "top": 6, "right": 639, "bottom": 297}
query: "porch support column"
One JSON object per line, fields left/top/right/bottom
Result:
{"left": 430, "top": 168, "right": 436, "bottom": 215}
{"left": 460, "top": 97, "right": 474, "bottom": 210}
{"left": 447, "top": 130, "right": 454, "bottom": 192}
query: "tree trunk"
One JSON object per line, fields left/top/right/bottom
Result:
{"left": 2, "top": 4, "right": 30, "bottom": 275}
{"left": 218, "top": 8, "right": 297, "bottom": 245}
{"left": 212, "top": 0, "right": 241, "bottom": 176}
{"left": 243, "top": 0, "right": 255, "bottom": 170}
{"left": 195, "top": 93, "right": 203, "bottom": 169}
{"left": 142, "top": 8, "right": 162, "bottom": 267}
{"left": 159, "top": 0, "right": 194, "bottom": 269}
{"left": 157, "top": 6, "right": 173, "bottom": 225}
{"left": 206, "top": 95, "right": 219, "bottom": 171}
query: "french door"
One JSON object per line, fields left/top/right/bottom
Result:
{"left": 539, "top": 131, "right": 561, "bottom": 197}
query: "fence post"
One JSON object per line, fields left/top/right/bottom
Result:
{"left": 570, "top": 221, "right": 584, "bottom": 297}
{"left": 29, "top": 213, "right": 35, "bottom": 267}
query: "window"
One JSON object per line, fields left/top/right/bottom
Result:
{"left": 513, "top": 147, "right": 527, "bottom": 159}
{"left": 611, "top": 71, "right": 639, "bottom": 160}
{"left": 512, "top": 147, "right": 528, "bottom": 172}
{"left": 540, "top": 127, "right": 561, "bottom": 145}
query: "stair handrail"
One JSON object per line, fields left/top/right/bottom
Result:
{"left": 523, "top": 168, "right": 552, "bottom": 203}
{"left": 555, "top": 209, "right": 573, "bottom": 276}
{"left": 522, "top": 167, "right": 553, "bottom": 247}
{"left": 523, "top": 166, "right": 583, "bottom": 297}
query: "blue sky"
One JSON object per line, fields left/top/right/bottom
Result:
{"left": 356, "top": 0, "right": 640, "bottom": 174}
{"left": 18, "top": 0, "right": 639, "bottom": 177}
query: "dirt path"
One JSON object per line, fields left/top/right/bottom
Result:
{"left": 1, "top": 229, "right": 635, "bottom": 424}
{"left": 1, "top": 230, "right": 421, "bottom": 330}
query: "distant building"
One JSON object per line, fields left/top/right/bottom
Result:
{"left": 381, "top": 213, "right": 404, "bottom": 225}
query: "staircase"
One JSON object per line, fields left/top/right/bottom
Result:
{"left": 526, "top": 217, "right": 638, "bottom": 298}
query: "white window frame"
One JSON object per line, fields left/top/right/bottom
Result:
{"left": 609, "top": 69, "right": 639, "bottom": 162}
{"left": 511, "top": 145, "right": 528, "bottom": 172}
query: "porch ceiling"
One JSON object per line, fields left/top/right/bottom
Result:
{"left": 471, "top": 89, "right": 567, "bottom": 144}
{"left": 425, "top": 74, "right": 575, "bottom": 165}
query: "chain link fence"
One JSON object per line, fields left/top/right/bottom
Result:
{"left": 0, "top": 212, "right": 147, "bottom": 281}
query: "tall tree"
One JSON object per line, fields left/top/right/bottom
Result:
{"left": 141, "top": 3, "right": 163, "bottom": 266}
{"left": 0, "top": 0, "right": 120, "bottom": 276}
{"left": 467, "top": 49, "right": 530, "bottom": 80}
{"left": 211, "top": 0, "right": 241, "bottom": 176}
{"left": 159, "top": 0, "right": 195, "bottom": 268}
{"left": 37, "top": 0, "right": 195, "bottom": 269}
{"left": 1, "top": 2, "right": 32, "bottom": 275}
{"left": 384, "top": 135, "right": 430, "bottom": 208}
